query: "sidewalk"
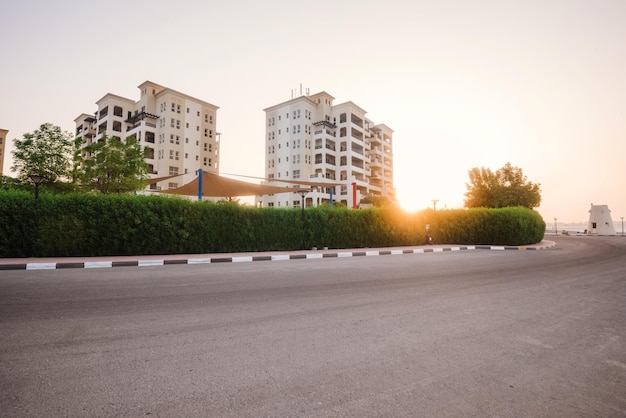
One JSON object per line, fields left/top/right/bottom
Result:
{"left": 0, "top": 241, "right": 556, "bottom": 271}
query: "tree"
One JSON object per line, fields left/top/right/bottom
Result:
{"left": 360, "top": 194, "right": 395, "bottom": 207}
{"left": 464, "top": 162, "right": 541, "bottom": 209}
{"left": 81, "top": 134, "right": 149, "bottom": 194}
{"left": 10, "top": 123, "right": 74, "bottom": 184}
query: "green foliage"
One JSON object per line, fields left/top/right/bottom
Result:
{"left": 359, "top": 194, "right": 395, "bottom": 207}
{"left": 465, "top": 162, "right": 541, "bottom": 209}
{"left": 0, "top": 193, "right": 546, "bottom": 257}
{"left": 81, "top": 133, "right": 148, "bottom": 194}
{"left": 10, "top": 123, "right": 74, "bottom": 183}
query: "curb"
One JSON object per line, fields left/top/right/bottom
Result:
{"left": 0, "top": 241, "right": 556, "bottom": 271}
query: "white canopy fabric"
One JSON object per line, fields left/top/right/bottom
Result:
{"left": 151, "top": 171, "right": 343, "bottom": 198}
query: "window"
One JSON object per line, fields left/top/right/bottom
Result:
{"left": 176, "top": 120, "right": 180, "bottom": 129}
{"left": 171, "top": 118, "right": 175, "bottom": 128}
{"left": 113, "top": 106, "right": 123, "bottom": 117}
{"left": 169, "top": 150, "right": 174, "bottom": 159}
{"left": 169, "top": 166, "right": 179, "bottom": 175}
{"left": 175, "top": 151, "right": 179, "bottom": 160}
{"left": 171, "top": 103, "right": 176, "bottom": 112}
{"left": 168, "top": 182, "right": 178, "bottom": 189}
{"left": 170, "top": 134, "right": 175, "bottom": 143}
{"left": 293, "top": 169, "right": 300, "bottom": 179}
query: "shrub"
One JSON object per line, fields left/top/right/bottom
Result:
{"left": 0, "top": 192, "right": 546, "bottom": 257}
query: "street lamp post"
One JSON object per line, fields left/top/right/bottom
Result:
{"left": 621, "top": 217, "right": 624, "bottom": 236}
{"left": 296, "top": 188, "right": 311, "bottom": 249}
{"left": 432, "top": 199, "right": 439, "bottom": 212}
{"left": 554, "top": 218, "right": 558, "bottom": 235}
{"left": 29, "top": 174, "right": 46, "bottom": 199}
{"left": 296, "top": 189, "right": 310, "bottom": 222}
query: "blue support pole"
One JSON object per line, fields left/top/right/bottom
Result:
{"left": 197, "top": 168, "right": 203, "bottom": 201}
{"left": 329, "top": 187, "right": 333, "bottom": 207}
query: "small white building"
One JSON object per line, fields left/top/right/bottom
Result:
{"left": 587, "top": 204, "right": 616, "bottom": 235}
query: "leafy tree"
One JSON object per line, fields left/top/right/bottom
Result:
{"left": 10, "top": 123, "right": 74, "bottom": 183}
{"left": 360, "top": 194, "right": 395, "bottom": 207}
{"left": 81, "top": 133, "right": 148, "bottom": 194}
{"left": 464, "top": 162, "right": 541, "bottom": 209}
{"left": 71, "top": 136, "right": 86, "bottom": 184}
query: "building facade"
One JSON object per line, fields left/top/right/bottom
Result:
{"left": 256, "top": 91, "right": 394, "bottom": 208}
{"left": 74, "top": 81, "right": 219, "bottom": 191}
{"left": 587, "top": 204, "right": 616, "bottom": 235}
{"left": 0, "top": 128, "right": 7, "bottom": 176}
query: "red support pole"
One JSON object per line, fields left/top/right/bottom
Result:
{"left": 352, "top": 182, "right": 357, "bottom": 209}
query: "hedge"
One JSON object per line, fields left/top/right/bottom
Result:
{"left": 0, "top": 191, "right": 546, "bottom": 257}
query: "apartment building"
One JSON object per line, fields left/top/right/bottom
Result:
{"left": 256, "top": 91, "right": 394, "bottom": 208}
{"left": 74, "top": 81, "right": 219, "bottom": 191}
{"left": 0, "top": 128, "right": 7, "bottom": 176}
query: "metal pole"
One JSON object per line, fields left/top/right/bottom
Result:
{"left": 197, "top": 168, "right": 203, "bottom": 201}
{"left": 554, "top": 218, "right": 557, "bottom": 235}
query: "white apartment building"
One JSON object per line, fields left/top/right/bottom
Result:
{"left": 256, "top": 91, "right": 394, "bottom": 208}
{"left": 74, "top": 81, "right": 219, "bottom": 191}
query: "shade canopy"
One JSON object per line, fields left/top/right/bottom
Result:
{"left": 151, "top": 171, "right": 342, "bottom": 198}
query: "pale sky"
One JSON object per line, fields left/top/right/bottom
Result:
{"left": 1, "top": 0, "right": 624, "bottom": 223}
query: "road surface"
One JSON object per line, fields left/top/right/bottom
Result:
{"left": 1, "top": 236, "right": 625, "bottom": 417}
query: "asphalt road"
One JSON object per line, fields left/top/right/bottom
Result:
{"left": 1, "top": 236, "right": 625, "bottom": 417}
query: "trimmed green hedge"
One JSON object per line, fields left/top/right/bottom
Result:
{"left": 0, "top": 191, "right": 546, "bottom": 257}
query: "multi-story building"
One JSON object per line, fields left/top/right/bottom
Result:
{"left": 0, "top": 128, "right": 7, "bottom": 176}
{"left": 74, "top": 81, "right": 219, "bottom": 191}
{"left": 256, "top": 91, "right": 394, "bottom": 208}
